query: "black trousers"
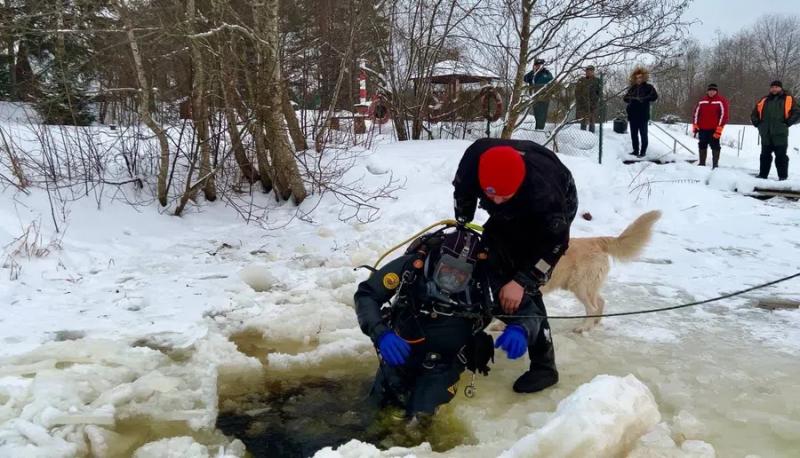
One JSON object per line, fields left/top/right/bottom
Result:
{"left": 759, "top": 143, "right": 789, "bottom": 180}
{"left": 371, "top": 357, "right": 462, "bottom": 417}
{"left": 629, "top": 117, "right": 649, "bottom": 155}
{"left": 579, "top": 109, "right": 596, "bottom": 133}
{"left": 482, "top": 224, "right": 558, "bottom": 376}
{"left": 495, "top": 292, "right": 556, "bottom": 374}
{"left": 534, "top": 101, "right": 550, "bottom": 130}
{"left": 698, "top": 129, "right": 720, "bottom": 150}
{"left": 372, "top": 314, "right": 473, "bottom": 417}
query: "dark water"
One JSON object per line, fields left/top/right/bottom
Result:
{"left": 216, "top": 376, "right": 474, "bottom": 458}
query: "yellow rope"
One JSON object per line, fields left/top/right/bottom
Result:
{"left": 465, "top": 222, "right": 484, "bottom": 233}
{"left": 372, "top": 220, "right": 485, "bottom": 269}
{"left": 372, "top": 219, "right": 454, "bottom": 268}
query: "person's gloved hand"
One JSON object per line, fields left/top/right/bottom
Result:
{"left": 692, "top": 124, "right": 699, "bottom": 136}
{"left": 378, "top": 331, "right": 410, "bottom": 366}
{"left": 713, "top": 126, "right": 723, "bottom": 139}
{"left": 466, "top": 331, "right": 494, "bottom": 376}
{"left": 494, "top": 325, "right": 527, "bottom": 360}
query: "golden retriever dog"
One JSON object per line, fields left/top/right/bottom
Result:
{"left": 489, "top": 210, "right": 662, "bottom": 333}
{"left": 542, "top": 210, "right": 662, "bottom": 332}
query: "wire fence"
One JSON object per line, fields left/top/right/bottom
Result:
{"left": 512, "top": 75, "right": 607, "bottom": 163}
{"left": 320, "top": 73, "right": 616, "bottom": 163}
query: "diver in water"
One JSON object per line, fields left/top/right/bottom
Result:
{"left": 354, "top": 226, "right": 496, "bottom": 421}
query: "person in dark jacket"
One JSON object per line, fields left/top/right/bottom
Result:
{"left": 751, "top": 81, "right": 800, "bottom": 180}
{"left": 452, "top": 138, "right": 578, "bottom": 393}
{"left": 574, "top": 65, "right": 602, "bottom": 133}
{"left": 524, "top": 58, "right": 554, "bottom": 130}
{"left": 692, "top": 83, "right": 730, "bottom": 168}
{"left": 623, "top": 67, "right": 659, "bottom": 157}
{"left": 354, "top": 227, "right": 494, "bottom": 420}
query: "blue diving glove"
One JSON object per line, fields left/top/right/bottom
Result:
{"left": 495, "top": 325, "right": 528, "bottom": 360}
{"left": 378, "top": 331, "right": 411, "bottom": 366}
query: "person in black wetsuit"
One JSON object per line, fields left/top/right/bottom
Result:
{"left": 354, "top": 227, "right": 495, "bottom": 421}
{"left": 452, "top": 138, "right": 578, "bottom": 393}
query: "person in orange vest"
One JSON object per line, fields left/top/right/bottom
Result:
{"left": 692, "top": 84, "right": 729, "bottom": 168}
{"left": 751, "top": 81, "right": 800, "bottom": 180}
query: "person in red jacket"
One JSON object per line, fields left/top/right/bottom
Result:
{"left": 692, "top": 83, "right": 730, "bottom": 168}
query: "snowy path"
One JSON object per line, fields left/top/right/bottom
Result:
{"left": 2, "top": 126, "right": 800, "bottom": 456}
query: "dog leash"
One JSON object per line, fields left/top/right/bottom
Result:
{"left": 493, "top": 271, "right": 800, "bottom": 320}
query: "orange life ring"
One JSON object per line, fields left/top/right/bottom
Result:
{"left": 480, "top": 87, "right": 503, "bottom": 122}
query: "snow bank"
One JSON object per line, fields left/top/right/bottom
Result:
{"left": 0, "top": 101, "right": 40, "bottom": 123}
{"left": 132, "top": 436, "right": 245, "bottom": 458}
{"left": 311, "top": 375, "right": 709, "bottom": 458}
{"left": 500, "top": 375, "right": 660, "bottom": 458}
{"left": 628, "top": 423, "right": 715, "bottom": 458}
{"left": 0, "top": 332, "right": 257, "bottom": 457}
{"left": 313, "top": 440, "right": 385, "bottom": 458}
{"left": 2, "top": 118, "right": 799, "bottom": 456}
{"left": 239, "top": 264, "right": 281, "bottom": 292}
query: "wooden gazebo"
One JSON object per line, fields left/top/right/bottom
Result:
{"left": 411, "top": 60, "right": 501, "bottom": 123}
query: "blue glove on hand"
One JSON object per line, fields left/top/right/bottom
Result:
{"left": 495, "top": 325, "right": 528, "bottom": 360}
{"left": 378, "top": 331, "right": 411, "bottom": 366}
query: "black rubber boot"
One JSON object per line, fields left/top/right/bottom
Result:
{"left": 513, "top": 324, "right": 558, "bottom": 394}
{"left": 698, "top": 148, "right": 707, "bottom": 166}
{"left": 711, "top": 149, "right": 720, "bottom": 169}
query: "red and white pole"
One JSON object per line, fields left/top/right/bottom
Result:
{"left": 354, "top": 58, "right": 370, "bottom": 122}
{"left": 358, "top": 59, "right": 368, "bottom": 105}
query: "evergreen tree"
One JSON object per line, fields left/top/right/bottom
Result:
{"left": 0, "top": 54, "right": 10, "bottom": 99}
{"left": 33, "top": 59, "right": 94, "bottom": 125}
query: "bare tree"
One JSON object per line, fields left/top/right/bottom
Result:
{"left": 219, "top": 45, "right": 260, "bottom": 184}
{"left": 496, "top": 0, "right": 690, "bottom": 138}
{"left": 378, "top": 0, "right": 486, "bottom": 140}
{"left": 118, "top": 3, "right": 171, "bottom": 207}
{"left": 186, "top": 0, "right": 216, "bottom": 202}
{"left": 654, "top": 14, "right": 799, "bottom": 124}
{"left": 258, "top": 0, "right": 307, "bottom": 204}
{"left": 752, "top": 14, "right": 800, "bottom": 93}
{"left": 281, "top": 81, "right": 307, "bottom": 151}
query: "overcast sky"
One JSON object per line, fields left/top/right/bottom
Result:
{"left": 684, "top": 0, "right": 799, "bottom": 43}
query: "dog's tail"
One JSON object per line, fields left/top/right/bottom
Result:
{"left": 600, "top": 210, "right": 662, "bottom": 262}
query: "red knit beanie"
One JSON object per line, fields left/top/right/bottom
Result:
{"left": 478, "top": 146, "right": 526, "bottom": 196}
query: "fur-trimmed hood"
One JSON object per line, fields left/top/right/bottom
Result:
{"left": 629, "top": 67, "right": 650, "bottom": 84}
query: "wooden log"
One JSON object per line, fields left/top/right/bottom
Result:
{"left": 756, "top": 298, "right": 800, "bottom": 310}
{"left": 623, "top": 159, "right": 698, "bottom": 165}
{"left": 752, "top": 187, "right": 800, "bottom": 198}
{"left": 745, "top": 190, "right": 800, "bottom": 201}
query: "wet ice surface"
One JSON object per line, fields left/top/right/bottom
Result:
{"left": 218, "top": 281, "right": 799, "bottom": 457}
{"left": 539, "top": 284, "right": 800, "bottom": 457}
{"left": 216, "top": 376, "right": 475, "bottom": 457}
{"left": 2, "top": 126, "right": 800, "bottom": 456}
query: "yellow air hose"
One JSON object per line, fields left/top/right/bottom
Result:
{"left": 372, "top": 219, "right": 485, "bottom": 269}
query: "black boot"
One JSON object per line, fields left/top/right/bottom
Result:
{"left": 711, "top": 149, "right": 720, "bottom": 169}
{"left": 513, "top": 325, "right": 558, "bottom": 393}
{"left": 698, "top": 148, "right": 707, "bottom": 166}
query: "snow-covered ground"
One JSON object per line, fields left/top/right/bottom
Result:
{"left": 2, "top": 109, "right": 800, "bottom": 457}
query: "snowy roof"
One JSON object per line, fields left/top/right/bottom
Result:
{"left": 412, "top": 60, "right": 499, "bottom": 84}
